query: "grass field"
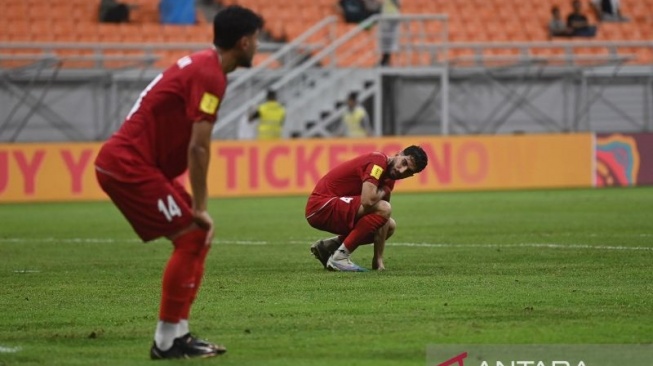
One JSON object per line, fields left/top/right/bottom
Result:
{"left": 1, "top": 187, "right": 652, "bottom": 365}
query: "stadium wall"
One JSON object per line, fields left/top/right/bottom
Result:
{"left": 5, "top": 132, "right": 645, "bottom": 203}
{"left": 2, "top": 67, "right": 652, "bottom": 142}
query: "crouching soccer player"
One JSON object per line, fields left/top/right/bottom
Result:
{"left": 305, "top": 146, "right": 428, "bottom": 272}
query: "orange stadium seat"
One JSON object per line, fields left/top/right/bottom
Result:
{"left": 3, "top": 0, "right": 651, "bottom": 69}
{"left": 137, "top": 23, "right": 167, "bottom": 43}
{"left": 74, "top": 23, "right": 102, "bottom": 43}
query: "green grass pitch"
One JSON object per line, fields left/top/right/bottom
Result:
{"left": 1, "top": 188, "right": 652, "bottom": 365}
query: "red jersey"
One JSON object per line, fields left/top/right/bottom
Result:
{"left": 310, "top": 152, "right": 396, "bottom": 199}
{"left": 95, "top": 48, "right": 227, "bottom": 181}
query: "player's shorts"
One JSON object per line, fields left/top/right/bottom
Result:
{"left": 96, "top": 168, "right": 194, "bottom": 242}
{"left": 305, "top": 195, "right": 361, "bottom": 236}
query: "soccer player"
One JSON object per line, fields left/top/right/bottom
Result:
{"left": 306, "top": 145, "right": 428, "bottom": 272}
{"left": 94, "top": 6, "right": 263, "bottom": 360}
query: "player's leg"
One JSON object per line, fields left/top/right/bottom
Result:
{"left": 171, "top": 182, "right": 225, "bottom": 354}
{"left": 96, "top": 171, "right": 219, "bottom": 359}
{"left": 372, "top": 217, "right": 395, "bottom": 270}
{"left": 161, "top": 226, "right": 224, "bottom": 356}
{"left": 328, "top": 200, "right": 391, "bottom": 272}
{"left": 314, "top": 218, "right": 394, "bottom": 265}
{"left": 306, "top": 196, "right": 360, "bottom": 270}
{"left": 356, "top": 216, "right": 395, "bottom": 246}
{"left": 157, "top": 179, "right": 225, "bottom": 356}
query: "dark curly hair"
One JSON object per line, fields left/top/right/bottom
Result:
{"left": 213, "top": 5, "right": 264, "bottom": 50}
{"left": 403, "top": 145, "right": 428, "bottom": 173}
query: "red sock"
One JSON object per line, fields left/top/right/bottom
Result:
{"left": 343, "top": 214, "right": 388, "bottom": 252}
{"left": 337, "top": 234, "right": 376, "bottom": 245}
{"left": 359, "top": 232, "right": 375, "bottom": 245}
{"left": 180, "top": 245, "right": 210, "bottom": 320}
{"left": 159, "top": 229, "right": 206, "bottom": 323}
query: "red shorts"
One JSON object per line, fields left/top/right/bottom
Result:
{"left": 96, "top": 169, "right": 194, "bottom": 242}
{"left": 305, "top": 195, "right": 361, "bottom": 236}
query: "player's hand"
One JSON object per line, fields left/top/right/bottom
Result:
{"left": 375, "top": 187, "right": 386, "bottom": 200}
{"left": 193, "top": 210, "right": 214, "bottom": 246}
{"left": 377, "top": 178, "right": 392, "bottom": 199}
{"left": 372, "top": 256, "right": 385, "bottom": 271}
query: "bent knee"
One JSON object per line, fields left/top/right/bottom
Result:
{"left": 373, "top": 200, "right": 392, "bottom": 218}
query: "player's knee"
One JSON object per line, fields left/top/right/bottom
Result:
{"left": 173, "top": 228, "right": 207, "bottom": 255}
{"left": 374, "top": 200, "right": 392, "bottom": 219}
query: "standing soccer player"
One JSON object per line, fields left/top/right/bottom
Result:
{"left": 94, "top": 6, "right": 263, "bottom": 360}
{"left": 306, "top": 146, "right": 428, "bottom": 272}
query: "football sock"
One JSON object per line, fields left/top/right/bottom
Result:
{"left": 333, "top": 244, "right": 351, "bottom": 260}
{"left": 159, "top": 229, "right": 206, "bottom": 325}
{"left": 154, "top": 321, "right": 178, "bottom": 351}
{"left": 180, "top": 244, "right": 210, "bottom": 321}
{"left": 177, "top": 319, "right": 190, "bottom": 338}
{"left": 359, "top": 232, "right": 375, "bottom": 245}
{"left": 343, "top": 214, "right": 388, "bottom": 252}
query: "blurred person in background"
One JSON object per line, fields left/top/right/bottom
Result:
{"left": 567, "top": 0, "right": 597, "bottom": 37}
{"left": 249, "top": 89, "right": 286, "bottom": 140}
{"left": 341, "top": 92, "right": 372, "bottom": 137}
{"left": 99, "top": 0, "right": 133, "bottom": 23}
{"left": 590, "top": 0, "right": 629, "bottom": 22}
{"left": 378, "top": 0, "right": 401, "bottom": 66}
{"left": 338, "top": 0, "right": 378, "bottom": 23}
{"left": 549, "top": 6, "right": 572, "bottom": 37}
{"left": 159, "top": 0, "right": 196, "bottom": 24}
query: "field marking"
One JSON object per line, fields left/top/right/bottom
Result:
{"left": 290, "top": 240, "right": 653, "bottom": 251}
{"left": 0, "top": 345, "right": 21, "bottom": 353}
{"left": 0, "top": 238, "right": 266, "bottom": 245}
{"left": 1, "top": 238, "right": 651, "bottom": 251}
{"left": 387, "top": 242, "right": 653, "bottom": 251}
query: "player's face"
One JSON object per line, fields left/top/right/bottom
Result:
{"left": 388, "top": 154, "right": 417, "bottom": 180}
{"left": 237, "top": 30, "right": 260, "bottom": 68}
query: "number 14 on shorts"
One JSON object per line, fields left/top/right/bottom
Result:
{"left": 158, "top": 194, "right": 182, "bottom": 221}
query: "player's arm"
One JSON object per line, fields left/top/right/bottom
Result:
{"left": 188, "top": 119, "right": 214, "bottom": 245}
{"left": 360, "top": 181, "right": 386, "bottom": 214}
{"left": 379, "top": 179, "right": 392, "bottom": 202}
{"left": 372, "top": 229, "right": 387, "bottom": 271}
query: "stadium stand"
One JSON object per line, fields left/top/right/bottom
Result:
{"left": 0, "top": 0, "right": 651, "bottom": 69}
{"left": 0, "top": 0, "right": 653, "bottom": 141}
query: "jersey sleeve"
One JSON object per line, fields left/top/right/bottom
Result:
{"left": 185, "top": 68, "right": 225, "bottom": 123}
{"left": 361, "top": 153, "right": 388, "bottom": 186}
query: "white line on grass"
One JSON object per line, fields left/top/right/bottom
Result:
{"left": 387, "top": 242, "right": 653, "bottom": 251}
{"left": 0, "top": 345, "right": 22, "bottom": 353}
{"left": 1, "top": 238, "right": 651, "bottom": 251}
{"left": 0, "top": 238, "right": 266, "bottom": 245}
{"left": 289, "top": 240, "right": 653, "bottom": 251}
